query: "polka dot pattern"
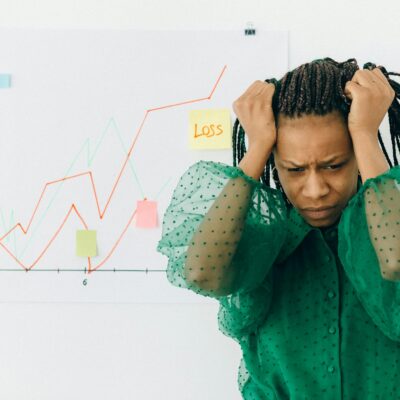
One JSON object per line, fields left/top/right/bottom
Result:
{"left": 157, "top": 161, "right": 400, "bottom": 399}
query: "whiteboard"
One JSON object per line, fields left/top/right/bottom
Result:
{"left": 0, "top": 28, "right": 288, "bottom": 302}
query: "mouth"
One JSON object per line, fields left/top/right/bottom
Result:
{"left": 301, "top": 206, "right": 336, "bottom": 219}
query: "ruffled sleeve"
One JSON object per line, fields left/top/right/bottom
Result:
{"left": 338, "top": 165, "right": 400, "bottom": 341}
{"left": 156, "top": 160, "right": 288, "bottom": 339}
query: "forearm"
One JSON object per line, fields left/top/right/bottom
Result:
{"left": 352, "top": 134, "right": 400, "bottom": 279}
{"left": 185, "top": 142, "right": 274, "bottom": 290}
{"left": 363, "top": 178, "right": 400, "bottom": 280}
{"left": 352, "top": 134, "right": 390, "bottom": 184}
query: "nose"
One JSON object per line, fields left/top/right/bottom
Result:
{"left": 302, "top": 170, "right": 330, "bottom": 200}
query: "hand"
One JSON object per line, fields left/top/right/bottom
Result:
{"left": 232, "top": 80, "right": 277, "bottom": 148}
{"left": 343, "top": 67, "right": 395, "bottom": 140}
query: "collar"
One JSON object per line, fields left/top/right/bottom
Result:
{"left": 318, "top": 217, "right": 340, "bottom": 242}
{"left": 277, "top": 177, "right": 364, "bottom": 262}
{"left": 276, "top": 206, "right": 313, "bottom": 263}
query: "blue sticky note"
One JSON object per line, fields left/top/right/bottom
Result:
{"left": 0, "top": 74, "right": 11, "bottom": 88}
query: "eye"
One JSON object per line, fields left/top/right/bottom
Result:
{"left": 287, "top": 167, "right": 304, "bottom": 173}
{"left": 287, "top": 163, "right": 344, "bottom": 173}
{"left": 324, "top": 163, "right": 344, "bottom": 170}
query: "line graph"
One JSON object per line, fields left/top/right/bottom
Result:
{"left": 1, "top": 116, "right": 169, "bottom": 261}
{"left": 0, "top": 65, "right": 227, "bottom": 274}
{"left": 0, "top": 117, "right": 150, "bottom": 258}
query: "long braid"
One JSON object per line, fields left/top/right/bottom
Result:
{"left": 232, "top": 57, "right": 400, "bottom": 208}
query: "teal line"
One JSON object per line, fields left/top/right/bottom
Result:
{"left": 1, "top": 116, "right": 173, "bottom": 261}
{"left": 113, "top": 119, "right": 172, "bottom": 201}
{"left": 154, "top": 177, "right": 172, "bottom": 201}
{"left": 113, "top": 118, "right": 147, "bottom": 198}
{"left": 18, "top": 137, "right": 90, "bottom": 259}
{"left": 16, "top": 116, "right": 170, "bottom": 259}
{"left": 0, "top": 208, "right": 17, "bottom": 255}
{"left": 0, "top": 208, "right": 9, "bottom": 242}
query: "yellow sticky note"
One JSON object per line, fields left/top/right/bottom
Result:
{"left": 76, "top": 230, "right": 97, "bottom": 257}
{"left": 189, "top": 109, "right": 232, "bottom": 149}
{"left": 136, "top": 199, "right": 158, "bottom": 228}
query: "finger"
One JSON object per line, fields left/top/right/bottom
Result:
{"left": 243, "top": 81, "right": 274, "bottom": 99}
{"left": 239, "top": 81, "right": 260, "bottom": 97}
{"left": 255, "top": 84, "right": 275, "bottom": 98}
{"left": 343, "top": 81, "right": 352, "bottom": 99}
{"left": 240, "top": 80, "right": 269, "bottom": 97}
{"left": 344, "top": 80, "right": 361, "bottom": 100}
{"left": 371, "top": 67, "right": 389, "bottom": 86}
{"left": 351, "top": 69, "right": 377, "bottom": 87}
{"left": 373, "top": 68, "right": 396, "bottom": 101}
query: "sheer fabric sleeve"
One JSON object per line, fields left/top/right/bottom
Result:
{"left": 156, "top": 160, "right": 288, "bottom": 339}
{"left": 338, "top": 165, "right": 400, "bottom": 341}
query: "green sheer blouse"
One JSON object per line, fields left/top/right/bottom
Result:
{"left": 156, "top": 159, "right": 400, "bottom": 399}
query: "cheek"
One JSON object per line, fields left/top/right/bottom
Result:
{"left": 276, "top": 174, "right": 298, "bottom": 198}
{"left": 332, "top": 171, "right": 358, "bottom": 197}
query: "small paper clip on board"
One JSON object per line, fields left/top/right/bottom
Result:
{"left": 244, "top": 22, "right": 256, "bottom": 36}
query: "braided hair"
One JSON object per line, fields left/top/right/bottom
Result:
{"left": 232, "top": 57, "right": 400, "bottom": 208}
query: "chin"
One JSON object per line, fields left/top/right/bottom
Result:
{"left": 303, "top": 213, "right": 341, "bottom": 228}
{"left": 307, "top": 219, "right": 335, "bottom": 228}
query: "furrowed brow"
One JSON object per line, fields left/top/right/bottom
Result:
{"left": 281, "top": 155, "right": 346, "bottom": 168}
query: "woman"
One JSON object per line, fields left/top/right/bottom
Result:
{"left": 157, "top": 57, "right": 400, "bottom": 399}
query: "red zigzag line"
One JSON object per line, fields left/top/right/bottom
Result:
{"left": 0, "top": 65, "right": 227, "bottom": 273}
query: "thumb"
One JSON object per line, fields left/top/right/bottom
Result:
{"left": 343, "top": 81, "right": 360, "bottom": 100}
{"left": 344, "top": 81, "right": 354, "bottom": 100}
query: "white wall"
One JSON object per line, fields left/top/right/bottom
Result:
{"left": 0, "top": 1, "right": 398, "bottom": 399}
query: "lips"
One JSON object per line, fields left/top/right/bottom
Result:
{"left": 302, "top": 206, "right": 335, "bottom": 219}
{"left": 303, "top": 206, "right": 335, "bottom": 211}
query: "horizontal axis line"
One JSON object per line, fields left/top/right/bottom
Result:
{"left": 0, "top": 268, "right": 166, "bottom": 273}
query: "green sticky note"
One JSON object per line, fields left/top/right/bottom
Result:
{"left": 0, "top": 74, "right": 11, "bottom": 88}
{"left": 76, "top": 230, "right": 97, "bottom": 257}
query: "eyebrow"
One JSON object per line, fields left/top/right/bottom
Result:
{"left": 280, "top": 155, "right": 347, "bottom": 168}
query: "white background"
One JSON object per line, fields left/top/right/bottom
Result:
{"left": 0, "top": 0, "right": 398, "bottom": 399}
{"left": 0, "top": 28, "right": 287, "bottom": 303}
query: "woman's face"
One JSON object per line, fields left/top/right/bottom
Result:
{"left": 273, "top": 110, "right": 359, "bottom": 228}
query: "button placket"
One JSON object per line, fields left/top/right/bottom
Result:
{"left": 315, "top": 229, "right": 339, "bottom": 383}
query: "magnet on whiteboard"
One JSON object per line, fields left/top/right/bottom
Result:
{"left": 0, "top": 74, "right": 11, "bottom": 88}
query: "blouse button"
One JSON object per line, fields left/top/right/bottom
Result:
{"left": 325, "top": 255, "right": 331, "bottom": 263}
{"left": 327, "top": 366, "right": 335, "bottom": 373}
{"left": 328, "top": 326, "right": 336, "bottom": 334}
{"left": 327, "top": 290, "right": 335, "bottom": 299}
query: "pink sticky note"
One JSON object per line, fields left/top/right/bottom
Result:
{"left": 136, "top": 200, "right": 158, "bottom": 228}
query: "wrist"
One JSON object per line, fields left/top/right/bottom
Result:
{"left": 349, "top": 131, "right": 379, "bottom": 145}
{"left": 239, "top": 142, "right": 274, "bottom": 181}
{"left": 248, "top": 140, "right": 275, "bottom": 153}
